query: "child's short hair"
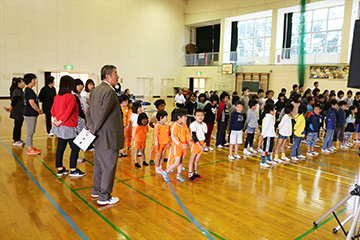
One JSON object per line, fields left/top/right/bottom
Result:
{"left": 338, "top": 100, "right": 347, "bottom": 107}
{"left": 174, "top": 108, "right": 187, "bottom": 120}
{"left": 251, "top": 94, "right": 259, "bottom": 100}
{"left": 347, "top": 90, "right": 353, "bottom": 95}
{"left": 189, "top": 92, "right": 196, "bottom": 98}
{"left": 284, "top": 104, "right": 294, "bottom": 114}
{"left": 128, "top": 99, "right": 132, "bottom": 104}
{"left": 257, "top": 89, "right": 264, "bottom": 95}
{"left": 233, "top": 91, "right": 238, "bottom": 96}
{"left": 337, "top": 90, "right": 344, "bottom": 98}
{"left": 356, "top": 91, "right": 360, "bottom": 96}
{"left": 278, "top": 93, "right": 285, "bottom": 99}
{"left": 248, "top": 99, "right": 258, "bottom": 108}
{"left": 119, "top": 94, "right": 129, "bottom": 103}
{"left": 132, "top": 102, "right": 142, "bottom": 113}
{"left": 281, "top": 88, "right": 286, "bottom": 92}
{"left": 194, "top": 109, "right": 204, "bottom": 115}
{"left": 137, "top": 112, "right": 149, "bottom": 125}
{"left": 209, "top": 94, "right": 219, "bottom": 103}
{"left": 265, "top": 90, "right": 271, "bottom": 96}
{"left": 155, "top": 99, "right": 166, "bottom": 108}
{"left": 314, "top": 81, "right": 319, "bottom": 86}
{"left": 198, "top": 93, "right": 206, "bottom": 101}
{"left": 220, "top": 91, "right": 230, "bottom": 100}
{"left": 298, "top": 104, "right": 307, "bottom": 115}
{"left": 170, "top": 109, "right": 179, "bottom": 121}
{"left": 232, "top": 96, "right": 240, "bottom": 105}
{"left": 313, "top": 104, "right": 320, "bottom": 109}
{"left": 266, "top": 99, "right": 274, "bottom": 105}
{"left": 349, "top": 105, "right": 356, "bottom": 112}
{"left": 318, "top": 94, "right": 324, "bottom": 99}
{"left": 235, "top": 101, "right": 243, "bottom": 106}
{"left": 264, "top": 103, "right": 275, "bottom": 114}
{"left": 293, "top": 94, "right": 301, "bottom": 103}
{"left": 156, "top": 110, "right": 168, "bottom": 121}
{"left": 242, "top": 87, "right": 249, "bottom": 92}
{"left": 329, "top": 93, "right": 336, "bottom": 98}
{"left": 330, "top": 99, "right": 338, "bottom": 106}
{"left": 308, "top": 96, "right": 314, "bottom": 102}
{"left": 313, "top": 88, "right": 320, "bottom": 96}
{"left": 292, "top": 84, "right": 298, "bottom": 90}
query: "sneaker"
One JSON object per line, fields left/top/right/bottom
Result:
{"left": 163, "top": 158, "right": 168, "bottom": 162}
{"left": 193, "top": 173, "right": 202, "bottom": 178}
{"left": 143, "top": 161, "right": 149, "bottom": 166}
{"left": 330, "top": 146, "right": 337, "bottom": 151}
{"left": 97, "top": 196, "right": 119, "bottom": 206}
{"left": 291, "top": 157, "right": 299, "bottom": 161}
{"left": 289, "top": 142, "right": 293, "bottom": 145}
{"left": 340, "top": 145, "right": 349, "bottom": 150}
{"left": 243, "top": 149, "right": 251, "bottom": 156}
{"left": 176, "top": 176, "right": 185, "bottom": 182}
{"left": 281, "top": 156, "right": 290, "bottom": 162}
{"left": 321, "top": 149, "right": 331, "bottom": 153}
{"left": 70, "top": 169, "right": 86, "bottom": 177}
{"left": 228, "top": 155, "right": 235, "bottom": 160}
{"left": 88, "top": 148, "right": 94, "bottom": 152}
{"left": 119, "top": 152, "right": 127, "bottom": 157}
{"left": 216, "top": 145, "right": 223, "bottom": 149}
{"left": 27, "top": 148, "right": 41, "bottom": 155}
{"left": 249, "top": 148, "right": 257, "bottom": 154}
{"left": 91, "top": 194, "right": 99, "bottom": 198}
{"left": 276, "top": 159, "right": 284, "bottom": 163}
{"left": 273, "top": 157, "right": 280, "bottom": 162}
{"left": 211, "top": 135, "right": 216, "bottom": 139}
{"left": 48, "top": 133, "right": 54, "bottom": 137}
{"left": 257, "top": 147, "right": 263, "bottom": 154}
{"left": 314, "top": 144, "right": 320, "bottom": 148}
{"left": 149, "top": 160, "right": 155, "bottom": 165}
{"left": 285, "top": 145, "right": 291, "bottom": 149}
{"left": 224, "top": 143, "right": 230, "bottom": 146}
{"left": 162, "top": 171, "right": 170, "bottom": 182}
{"left": 234, "top": 154, "right": 241, "bottom": 159}
{"left": 306, "top": 152, "right": 314, "bottom": 157}
{"left": 57, "top": 167, "right": 69, "bottom": 176}
{"left": 208, "top": 147, "right": 214, "bottom": 151}
{"left": 155, "top": 168, "right": 163, "bottom": 174}
{"left": 77, "top": 158, "right": 85, "bottom": 163}
{"left": 135, "top": 163, "right": 141, "bottom": 168}
{"left": 348, "top": 142, "right": 354, "bottom": 146}
{"left": 297, "top": 155, "right": 306, "bottom": 159}
{"left": 137, "top": 152, "right": 142, "bottom": 156}
{"left": 267, "top": 160, "right": 277, "bottom": 165}
{"left": 203, "top": 147, "right": 209, "bottom": 152}
{"left": 189, "top": 175, "right": 198, "bottom": 181}
{"left": 260, "top": 162, "right": 270, "bottom": 168}
{"left": 328, "top": 148, "right": 335, "bottom": 153}
{"left": 12, "top": 141, "right": 23, "bottom": 147}
{"left": 301, "top": 140, "right": 306, "bottom": 144}
{"left": 311, "top": 151, "right": 319, "bottom": 156}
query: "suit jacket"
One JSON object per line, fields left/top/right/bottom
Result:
{"left": 86, "top": 82, "right": 124, "bottom": 150}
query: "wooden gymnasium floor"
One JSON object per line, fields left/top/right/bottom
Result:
{"left": 0, "top": 98, "right": 359, "bottom": 240}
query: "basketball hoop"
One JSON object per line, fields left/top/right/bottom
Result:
{"left": 222, "top": 70, "right": 229, "bottom": 75}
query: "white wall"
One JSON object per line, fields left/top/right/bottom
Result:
{"left": 0, "top": 0, "right": 186, "bottom": 97}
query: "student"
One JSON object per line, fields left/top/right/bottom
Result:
{"left": 337, "top": 90, "right": 344, "bottom": 102}
{"left": 290, "top": 94, "right": 302, "bottom": 144}
{"left": 353, "top": 92, "right": 360, "bottom": 109}
{"left": 124, "top": 100, "right": 133, "bottom": 150}
{"left": 24, "top": 73, "right": 43, "bottom": 155}
{"left": 228, "top": 101, "right": 244, "bottom": 160}
{"left": 133, "top": 113, "right": 150, "bottom": 168}
{"left": 38, "top": 76, "right": 56, "bottom": 136}
{"left": 260, "top": 103, "right": 277, "bottom": 168}
{"left": 197, "top": 93, "right": 209, "bottom": 110}
{"left": 215, "top": 92, "right": 230, "bottom": 148}
{"left": 203, "top": 94, "right": 219, "bottom": 152}
{"left": 162, "top": 109, "right": 190, "bottom": 182}
{"left": 275, "top": 93, "right": 285, "bottom": 125}
{"left": 354, "top": 106, "right": 360, "bottom": 143}
{"left": 240, "top": 87, "right": 250, "bottom": 114}
{"left": 298, "top": 85, "right": 304, "bottom": 97}
{"left": 302, "top": 89, "right": 311, "bottom": 106}
{"left": 325, "top": 93, "right": 336, "bottom": 111}
{"left": 188, "top": 109, "right": 207, "bottom": 181}
{"left": 185, "top": 92, "right": 197, "bottom": 127}
{"left": 344, "top": 106, "right": 357, "bottom": 147}
{"left": 290, "top": 104, "right": 307, "bottom": 161}
{"left": 81, "top": 79, "right": 95, "bottom": 111}
{"left": 290, "top": 84, "right": 298, "bottom": 97}
{"left": 274, "top": 104, "right": 294, "bottom": 162}
{"left": 344, "top": 90, "right": 354, "bottom": 108}
{"left": 257, "top": 98, "right": 275, "bottom": 154}
{"left": 306, "top": 104, "right": 321, "bottom": 156}
{"left": 51, "top": 75, "right": 85, "bottom": 177}
{"left": 149, "top": 99, "right": 166, "bottom": 164}
{"left": 153, "top": 110, "right": 170, "bottom": 174}
{"left": 119, "top": 94, "right": 130, "bottom": 157}
{"left": 322, "top": 100, "right": 338, "bottom": 153}
{"left": 166, "top": 109, "right": 179, "bottom": 166}
{"left": 244, "top": 99, "right": 258, "bottom": 155}
{"left": 280, "top": 88, "right": 287, "bottom": 101}
{"left": 313, "top": 88, "right": 320, "bottom": 104}
{"left": 306, "top": 96, "right": 315, "bottom": 119}
{"left": 333, "top": 101, "right": 347, "bottom": 150}
{"left": 9, "top": 78, "right": 25, "bottom": 147}
{"left": 311, "top": 81, "right": 319, "bottom": 95}
{"left": 130, "top": 102, "right": 142, "bottom": 128}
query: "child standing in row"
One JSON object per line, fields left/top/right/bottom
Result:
{"left": 215, "top": 92, "right": 230, "bottom": 148}
{"left": 291, "top": 104, "right": 307, "bottom": 161}
{"left": 203, "top": 95, "right": 219, "bottom": 152}
{"left": 274, "top": 104, "right": 293, "bottom": 162}
{"left": 149, "top": 99, "right": 166, "bottom": 165}
{"left": 153, "top": 110, "right": 169, "bottom": 174}
{"left": 333, "top": 101, "right": 347, "bottom": 150}
{"left": 306, "top": 104, "right": 321, "bottom": 157}
{"left": 322, "top": 100, "right": 338, "bottom": 153}
{"left": 133, "top": 113, "right": 149, "bottom": 168}
{"left": 344, "top": 106, "right": 357, "bottom": 146}
{"left": 119, "top": 94, "right": 130, "bottom": 157}
{"left": 189, "top": 109, "right": 207, "bottom": 181}
{"left": 124, "top": 100, "right": 133, "bottom": 150}
{"left": 243, "top": 99, "right": 258, "bottom": 156}
{"left": 228, "top": 102, "right": 244, "bottom": 160}
{"left": 260, "top": 103, "right": 277, "bottom": 168}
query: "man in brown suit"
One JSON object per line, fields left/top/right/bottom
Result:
{"left": 86, "top": 65, "right": 124, "bottom": 205}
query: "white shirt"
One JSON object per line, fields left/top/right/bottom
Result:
{"left": 190, "top": 121, "right": 208, "bottom": 142}
{"left": 261, "top": 114, "right": 276, "bottom": 138}
{"left": 130, "top": 113, "right": 139, "bottom": 127}
{"left": 174, "top": 94, "right": 185, "bottom": 104}
{"left": 278, "top": 114, "right": 292, "bottom": 137}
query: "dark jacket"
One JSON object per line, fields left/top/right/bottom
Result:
{"left": 10, "top": 87, "right": 24, "bottom": 120}
{"left": 38, "top": 85, "right": 56, "bottom": 113}
{"left": 307, "top": 113, "right": 321, "bottom": 132}
{"left": 325, "top": 108, "right": 337, "bottom": 130}
{"left": 336, "top": 108, "right": 346, "bottom": 127}
{"left": 229, "top": 112, "right": 244, "bottom": 131}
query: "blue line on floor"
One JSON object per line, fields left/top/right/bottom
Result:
{"left": 0, "top": 138, "right": 89, "bottom": 240}
{"left": 168, "top": 181, "right": 215, "bottom": 240}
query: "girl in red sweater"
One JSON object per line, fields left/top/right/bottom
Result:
{"left": 51, "top": 76, "right": 85, "bottom": 177}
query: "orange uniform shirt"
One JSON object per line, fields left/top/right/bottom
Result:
{"left": 171, "top": 122, "right": 190, "bottom": 147}
{"left": 121, "top": 106, "right": 131, "bottom": 128}
{"left": 133, "top": 125, "right": 149, "bottom": 142}
{"left": 153, "top": 123, "right": 170, "bottom": 147}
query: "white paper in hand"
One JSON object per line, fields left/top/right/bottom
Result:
{"left": 73, "top": 129, "right": 96, "bottom": 152}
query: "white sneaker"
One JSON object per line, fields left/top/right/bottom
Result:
{"left": 260, "top": 162, "right": 270, "bottom": 168}
{"left": 249, "top": 148, "right": 257, "bottom": 154}
{"left": 208, "top": 147, "right": 214, "bottom": 151}
{"left": 328, "top": 148, "right": 335, "bottom": 153}
{"left": 314, "top": 144, "right": 320, "bottom": 148}
{"left": 203, "top": 147, "right": 209, "bottom": 152}
{"left": 344, "top": 142, "right": 350, "bottom": 147}
{"left": 224, "top": 143, "right": 230, "bottom": 146}
{"left": 340, "top": 145, "right": 349, "bottom": 150}
{"left": 12, "top": 141, "right": 24, "bottom": 147}
{"left": 48, "top": 133, "right": 54, "bottom": 136}
{"left": 216, "top": 145, "right": 223, "bottom": 149}
{"left": 97, "top": 197, "right": 119, "bottom": 205}
{"left": 257, "top": 148, "right": 263, "bottom": 154}
{"left": 291, "top": 157, "right": 299, "bottom": 161}
{"left": 276, "top": 159, "right": 284, "bottom": 163}
{"left": 243, "top": 149, "right": 251, "bottom": 156}
{"left": 228, "top": 155, "right": 235, "bottom": 160}
{"left": 297, "top": 155, "right": 306, "bottom": 159}
{"left": 311, "top": 151, "right": 319, "bottom": 156}
{"left": 301, "top": 140, "right": 306, "bottom": 144}
{"left": 322, "top": 149, "right": 331, "bottom": 153}
{"left": 234, "top": 154, "right": 241, "bottom": 159}
{"left": 267, "top": 160, "right": 277, "bottom": 165}
{"left": 211, "top": 135, "right": 216, "bottom": 139}
{"left": 330, "top": 146, "right": 337, "bottom": 151}
{"left": 281, "top": 156, "right": 290, "bottom": 162}
{"left": 348, "top": 142, "right": 354, "bottom": 146}
{"left": 306, "top": 152, "right": 314, "bottom": 157}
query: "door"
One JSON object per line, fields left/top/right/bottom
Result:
{"left": 161, "top": 78, "right": 174, "bottom": 98}
{"left": 192, "top": 77, "right": 206, "bottom": 93}
{"left": 136, "top": 77, "right": 153, "bottom": 98}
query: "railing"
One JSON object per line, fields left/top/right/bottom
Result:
{"left": 275, "top": 46, "right": 341, "bottom": 64}
{"left": 184, "top": 52, "right": 219, "bottom": 66}
{"left": 223, "top": 51, "right": 270, "bottom": 65}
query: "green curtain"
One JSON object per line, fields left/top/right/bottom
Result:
{"left": 298, "top": 0, "right": 306, "bottom": 87}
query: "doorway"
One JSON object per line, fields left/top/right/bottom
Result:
{"left": 136, "top": 77, "right": 153, "bottom": 98}
{"left": 189, "top": 77, "right": 206, "bottom": 93}
{"left": 161, "top": 78, "right": 174, "bottom": 98}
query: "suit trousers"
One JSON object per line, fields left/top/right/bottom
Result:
{"left": 92, "top": 147, "right": 118, "bottom": 201}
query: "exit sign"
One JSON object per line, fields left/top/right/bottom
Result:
{"left": 196, "top": 71, "right": 202, "bottom": 76}
{"left": 64, "top": 65, "right": 73, "bottom": 70}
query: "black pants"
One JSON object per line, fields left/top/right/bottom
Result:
{"left": 244, "top": 133, "right": 254, "bottom": 148}
{"left": 13, "top": 119, "right": 24, "bottom": 142}
{"left": 56, "top": 138, "right": 79, "bottom": 169}
{"left": 45, "top": 112, "right": 52, "bottom": 134}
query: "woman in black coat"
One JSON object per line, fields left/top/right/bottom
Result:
{"left": 38, "top": 76, "right": 56, "bottom": 135}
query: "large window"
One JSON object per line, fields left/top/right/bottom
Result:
{"left": 237, "top": 17, "right": 272, "bottom": 58}
{"left": 291, "top": 5, "right": 344, "bottom": 54}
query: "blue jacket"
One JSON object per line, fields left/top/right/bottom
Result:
{"left": 325, "top": 108, "right": 337, "bottom": 130}
{"left": 336, "top": 108, "right": 346, "bottom": 127}
{"left": 307, "top": 113, "right": 321, "bottom": 132}
{"left": 229, "top": 112, "right": 244, "bottom": 131}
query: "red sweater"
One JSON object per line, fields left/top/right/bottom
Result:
{"left": 51, "top": 93, "right": 79, "bottom": 127}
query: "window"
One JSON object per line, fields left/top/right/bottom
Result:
{"left": 193, "top": 78, "right": 205, "bottom": 93}
{"left": 237, "top": 17, "right": 272, "bottom": 58}
{"left": 291, "top": 5, "right": 344, "bottom": 54}
{"left": 51, "top": 72, "right": 90, "bottom": 89}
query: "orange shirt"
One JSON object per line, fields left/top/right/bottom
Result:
{"left": 168, "top": 121, "right": 175, "bottom": 142}
{"left": 171, "top": 122, "right": 190, "bottom": 147}
{"left": 133, "top": 125, "right": 148, "bottom": 142}
{"left": 153, "top": 123, "right": 170, "bottom": 147}
{"left": 121, "top": 106, "right": 131, "bottom": 128}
